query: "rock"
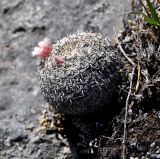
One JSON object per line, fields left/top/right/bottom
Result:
{"left": 0, "top": 0, "right": 130, "bottom": 158}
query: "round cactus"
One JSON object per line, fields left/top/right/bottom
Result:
{"left": 38, "top": 32, "right": 122, "bottom": 116}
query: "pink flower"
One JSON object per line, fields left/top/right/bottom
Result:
{"left": 32, "top": 38, "right": 52, "bottom": 59}
{"left": 54, "top": 55, "right": 64, "bottom": 65}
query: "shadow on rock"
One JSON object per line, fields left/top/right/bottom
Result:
{"left": 60, "top": 96, "right": 124, "bottom": 159}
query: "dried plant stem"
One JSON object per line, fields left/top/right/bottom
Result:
{"left": 113, "top": 27, "right": 136, "bottom": 67}
{"left": 113, "top": 27, "right": 136, "bottom": 158}
{"left": 122, "top": 67, "right": 135, "bottom": 159}
{"left": 117, "top": 41, "right": 135, "bottom": 66}
{"left": 135, "top": 62, "right": 141, "bottom": 93}
{"left": 140, "top": 0, "right": 150, "bottom": 16}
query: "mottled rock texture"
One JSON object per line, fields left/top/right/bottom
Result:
{"left": 0, "top": 0, "right": 130, "bottom": 158}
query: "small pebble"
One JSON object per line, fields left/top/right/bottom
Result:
{"left": 30, "top": 108, "right": 36, "bottom": 114}
{"left": 156, "top": 149, "right": 160, "bottom": 154}
{"left": 25, "top": 122, "right": 34, "bottom": 131}
{"left": 89, "top": 141, "right": 93, "bottom": 147}
{"left": 30, "top": 136, "right": 41, "bottom": 144}
{"left": 146, "top": 151, "right": 151, "bottom": 156}
{"left": 150, "top": 154, "right": 157, "bottom": 158}
{"left": 150, "top": 142, "right": 156, "bottom": 148}
{"left": 130, "top": 142, "right": 137, "bottom": 149}
{"left": 128, "top": 109, "right": 132, "bottom": 115}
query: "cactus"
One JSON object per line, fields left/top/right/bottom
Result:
{"left": 38, "top": 32, "right": 122, "bottom": 116}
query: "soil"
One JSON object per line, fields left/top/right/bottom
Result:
{"left": 0, "top": 0, "right": 160, "bottom": 159}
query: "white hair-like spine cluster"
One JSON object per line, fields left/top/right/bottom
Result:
{"left": 38, "top": 32, "right": 122, "bottom": 116}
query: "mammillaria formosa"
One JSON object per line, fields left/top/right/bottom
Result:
{"left": 32, "top": 32, "right": 122, "bottom": 116}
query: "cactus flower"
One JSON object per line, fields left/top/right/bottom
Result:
{"left": 54, "top": 55, "right": 64, "bottom": 65}
{"left": 32, "top": 38, "right": 52, "bottom": 59}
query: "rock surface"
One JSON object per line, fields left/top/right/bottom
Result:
{"left": 0, "top": 0, "right": 130, "bottom": 158}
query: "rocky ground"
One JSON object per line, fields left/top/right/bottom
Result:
{"left": 0, "top": 0, "right": 131, "bottom": 158}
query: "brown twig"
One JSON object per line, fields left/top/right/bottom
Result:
{"left": 140, "top": 0, "right": 150, "bottom": 16}
{"left": 113, "top": 27, "right": 136, "bottom": 67}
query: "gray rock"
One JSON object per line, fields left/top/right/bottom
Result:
{"left": 0, "top": 0, "right": 130, "bottom": 158}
